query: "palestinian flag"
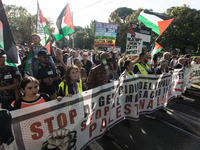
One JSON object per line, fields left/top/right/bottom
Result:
{"left": 54, "top": 3, "right": 75, "bottom": 41}
{"left": 0, "top": 0, "right": 18, "bottom": 63}
{"left": 36, "top": 1, "right": 50, "bottom": 46}
{"left": 151, "top": 42, "right": 162, "bottom": 57}
{"left": 138, "top": 10, "right": 174, "bottom": 35}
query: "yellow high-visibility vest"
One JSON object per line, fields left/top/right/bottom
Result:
{"left": 58, "top": 80, "right": 82, "bottom": 96}
{"left": 135, "top": 63, "right": 150, "bottom": 74}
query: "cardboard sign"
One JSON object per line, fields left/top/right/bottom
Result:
{"left": 126, "top": 33, "right": 143, "bottom": 56}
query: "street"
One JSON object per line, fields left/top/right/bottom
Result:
{"left": 85, "top": 85, "right": 200, "bottom": 150}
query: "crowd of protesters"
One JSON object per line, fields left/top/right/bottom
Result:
{"left": 1, "top": 33, "right": 200, "bottom": 144}
{"left": 1, "top": 33, "right": 200, "bottom": 111}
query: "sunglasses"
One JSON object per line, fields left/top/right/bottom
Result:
{"left": 42, "top": 55, "right": 49, "bottom": 59}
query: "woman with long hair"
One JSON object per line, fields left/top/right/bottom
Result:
{"left": 57, "top": 65, "right": 83, "bottom": 97}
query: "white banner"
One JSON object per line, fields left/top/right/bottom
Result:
{"left": 191, "top": 64, "right": 200, "bottom": 84}
{"left": 183, "top": 67, "right": 193, "bottom": 91}
{"left": 1, "top": 74, "right": 175, "bottom": 150}
{"left": 172, "top": 69, "right": 184, "bottom": 97}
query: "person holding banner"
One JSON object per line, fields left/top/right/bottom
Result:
{"left": 9, "top": 76, "right": 63, "bottom": 111}
{"left": 57, "top": 65, "right": 83, "bottom": 97}
{"left": 119, "top": 60, "right": 134, "bottom": 78}
{"left": 133, "top": 53, "right": 155, "bottom": 75}
{"left": 174, "top": 57, "right": 186, "bottom": 69}
{"left": 133, "top": 53, "right": 157, "bottom": 119}
{"left": 155, "top": 59, "right": 169, "bottom": 75}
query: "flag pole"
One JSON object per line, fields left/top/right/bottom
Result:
{"left": 72, "top": 11, "right": 74, "bottom": 48}
{"left": 36, "top": 0, "right": 38, "bottom": 33}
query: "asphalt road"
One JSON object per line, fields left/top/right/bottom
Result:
{"left": 85, "top": 85, "right": 200, "bottom": 150}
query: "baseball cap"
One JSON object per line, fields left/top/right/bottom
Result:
{"left": 37, "top": 50, "right": 50, "bottom": 57}
{"left": 100, "top": 52, "right": 112, "bottom": 61}
{"left": 0, "top": 49, "right": 6, "bottom": 57}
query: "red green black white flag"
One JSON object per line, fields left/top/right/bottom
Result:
{"left": 54, "top": 3, "right": 75, "bottom": 41}
{"left": 0, "top": 0, "right": 18, "bottom": 63}
{"left": 137, "top": 10, "right": 174, "bottom": 35}
{"left": 151, "top": 42, "right": 162, "bottom": 57}
{"left": 36, "top": 1, "right": 50, "bottom": 46}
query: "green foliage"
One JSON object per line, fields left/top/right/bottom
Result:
{"left": 114, "top": 7, "right": 134, "bottom": 23}
{"left": 156, "top": 4, "right": 200, "bottom": 54}
{"left": 4, "top": 4, "right": 34, "bottom": 45}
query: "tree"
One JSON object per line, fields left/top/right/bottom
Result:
{"left": 4, "top": 4, "right": 35, "bottom": 45}
{"left": 114, "top": 7, "right": 134, "bottom": 23}
{"left": 157, "top": 4, "right": 200, "bottom": 54}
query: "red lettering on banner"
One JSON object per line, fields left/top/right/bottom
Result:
{"left": 161, "top": 96, "right": 164, "bottom": 104}
{"left": 81, "top": 120, "right": 87, "bottom": 131}
{"left": 104, "top": 106, "right": 109, "bottom": 116}
{"left": 69, "top": 109, "right": 77, "bottom": 124}
{"left": 100, "top": 118, "right": 107, "bottom": 132}
{"left": 89, "top": 123, "right": 97, "bottom": 138}
{"left": 124, "top": 104, "right": 131, "bottom": 114}
{"left": 147, "top": 100, "right": 153, "bottom": 109}
{"left": 157, "top": 97, "right": 160, "bottom": 106}
{"left": 169, "top": 88, "right": 172, "bottom": 97}
{"left": 139, "top": 99, "right": 145, "bottom": 110}
{"left": 109, "top": 114, "right": 113, "bottom": 123}
{"left": 57, "top": 113, "right": 67, "bottom": 128}
{"left": 96, "top": 109, "right": 101, "bottom": 119}
{"left": 116, "top": 106, "right": 121, "bottom": 119}
{"left": 30, "top": 122, "right": 43, "bottom": 140}
{"left": 44, "top": 117, "right": 54, "bottom": 133}
{"left": 89, "top": 113, "right": 93, "bottom": 124}
{"left": 135, "top": 104, "right": 139, "bottom": 115}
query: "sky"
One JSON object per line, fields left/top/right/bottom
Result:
{"left": 4, "top": 0, "right": 200, "bottom": 28}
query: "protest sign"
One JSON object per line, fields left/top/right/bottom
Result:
{"left": 192, "top": 64, "right": 200, "bottom": 84}
{"left": 129, "top": 23, "right": 151, "bottom": 43}
{"left": 94, "top": 22, "right": 118, "bottom": 47}
{"left": 172, "top": 69, "right": 184, "bottom": 97}
{"left": 1, "top": 74, "right": 174, "bottom": 150}
{"left": 183, "top": 67, "right": 193, "bottom": 91}
{"left": 126, "top": 33, "right": 143, "bottom": 56}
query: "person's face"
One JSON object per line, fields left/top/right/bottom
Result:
{"left": 24, "top": 52, "right": 29, "bottom": 57}
{"left": 196, "top": 58, "right": 199, "bottom": 63}
{"left": 75, "top": 60, "right": 82, "bottom": 68}
{"left": 165, "top": 54, "right": 170, "bottom": 61}
{"left": 180, "top": 59, "right": 185, "bottom": 64}
{"left": 83, "top": 54, "right": 88, "bottom": 60}
{"left": 72, "top": 52, "right": 76, "bottom": 57}
{"left": 0, "top": 56, "right": 6, "bottom": 65}
{"left": 163, "top": 64, "right": 168, "bottom": 69}
{"left": 22, "top": 82, "right": 39, "bottom": 98}
{"left": 69, "top": 68, "right": 79, "bottom": 80}
{"left": 32, "top": 36, "right": 40, "bottom": 45}
{"left": 127, "top": 62, "right": 133, "bottom": 70}
{"left": 21, "top": 47, "right": 25, "bottom": 52}
{"left": 39, "top": 55, "right": 49, "bottom": 64}
{"left": 56, "top": 50, "right": 63, "bottom": 57}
